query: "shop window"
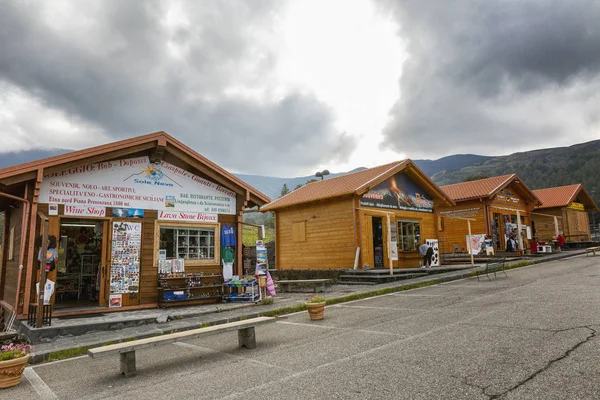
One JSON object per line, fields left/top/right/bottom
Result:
{"left": 160, "top": 227, "right": 215, "bottom": 260}
{"left": 292, "top": 221, "right": 306, "bottom": 242}
{"left": 398, "top": 221, "right": 421, "bottom": 251}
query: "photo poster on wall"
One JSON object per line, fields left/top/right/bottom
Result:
{"left": 109, "top": 294, "right": 122, "bottom": 308}
{"left": 110, "top": 222, "right": 141, "bottom": 294}
{"left": 359, "top": 172, "right": 434, "bottom": 213}
{"left": 466, "top": 234, "right": 487, "bottom": 255}
{"left": 425, "top": 239, "right": 439, "bottom": 266}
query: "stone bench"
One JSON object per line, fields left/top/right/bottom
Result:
{"left": 277, "top": 279, "right": 332, "bottom": 293}
{"left": 87, "top": 316, "right": 276, "bottom": 377}
{"left": 585, "top": 246, "right": 600, "bottom": 256}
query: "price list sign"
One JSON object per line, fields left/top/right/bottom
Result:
{"left": 110, "top": 222, "right": 142, "bottom": 294}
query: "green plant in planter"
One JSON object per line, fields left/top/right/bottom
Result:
{"left": 306, "top": 295, "right": 326, "bottom": 304}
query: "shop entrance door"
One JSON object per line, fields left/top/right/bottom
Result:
{"left": 372, "top": 217, "right": 384, "bottom": 269}
{"left": 56, "top": 219, "right": 108, "bottom": 310}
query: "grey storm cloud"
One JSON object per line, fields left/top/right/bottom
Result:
{"left": 379, "top": 0, "right": 600, "bottom": 157}
{"left": 0, "top": 0, "right": 356, "bottom": 175}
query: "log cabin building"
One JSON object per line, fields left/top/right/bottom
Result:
{"left": 261, "top": 160, "right": 455, "bottom": 270}
{"left": 531, "top": 184, "right": 599, "bottom": 242}
{"left": 0, "top": 132, "right": 269, "bottom": 319}
{"left": 438, "top": 174, "right": 542, "bottom": 253}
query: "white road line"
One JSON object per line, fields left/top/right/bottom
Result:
{"left": 173, "top": 342, "right": 289, "bottom": 371}
{"left": 276, "top": 321, "right": 403, "bottom": 337}
{"left": 23, "top": 367, "right": 57, "bottom": 399}
{"left": 333, "top": 305, "right": 421, "bottom": 311}
{"left": 389, "top": 293, "right": 447, "bottom": 297}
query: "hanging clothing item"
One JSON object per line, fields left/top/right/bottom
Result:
{"left": 222, "top": 246, "right": 235, "bottom": 281}
{"left": 221, "top": 224, "right": 236, "bottom": 248}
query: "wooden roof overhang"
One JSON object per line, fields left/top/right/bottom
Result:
{"left": 0, "top": 131, "right": 270, "bottom": 209}
{"left": 534, "top": 184, "right": 599, "bottom": 212}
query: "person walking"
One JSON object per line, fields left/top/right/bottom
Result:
{"left": 419, "top": 242, "right": 434, "bottom": 268}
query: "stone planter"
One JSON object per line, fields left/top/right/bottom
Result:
{"left": 306, "top": 302, "right": 326, "bottom": 320}
{"left": 0, "top": 354, "right": 29, "bottom": 389}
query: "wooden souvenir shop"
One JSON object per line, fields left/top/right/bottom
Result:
{"left": 438, "top": 174, "right": 542, "bottom": 253}
{"left": 532, "top": 184, "right": 599, "bottom": 242}
{"left": 0, "top": 132, "right": 270, "bottom": 319}
{"left": 261, "top": 160, "right": 455, "bottom": 270}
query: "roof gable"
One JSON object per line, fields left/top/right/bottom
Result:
{"left": 0, "top": 131, "right": 270, "bottom": 205}
{"left": 533, "top": 184, "right": 599, "bottom": 211}
{"left": 440, "top": 174, "right": 541, "bottom": 205}
{"left": 260, "top": 160, "right": 454, "bottom": 212}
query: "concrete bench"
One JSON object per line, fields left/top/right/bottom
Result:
{"left": 87, "top": 316, "right": 276, "bottom": 377}
{"left": 585, "top": 246, "right": 600, "bottom": 256}
{"left": 477, "top": 257, "right": 507, "bottom": 281}
{"left": 277, "top": 279, "right": 332, "bottom": 293}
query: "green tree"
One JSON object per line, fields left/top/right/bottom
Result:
{"left": 280, "top": 184, "right": 290, "bottom": 197}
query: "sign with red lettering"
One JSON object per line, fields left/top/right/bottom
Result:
{"left": 39, "top": 156, "right": 236, "bottom": 214}
{"left": 157, "top": 211, "right": 218, "bottom": 223}
{"left": 64, "top": 205, "right": 106, "bottom": 217}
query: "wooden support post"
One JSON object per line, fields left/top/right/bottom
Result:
{"left": 467, "top": 220, "right": 474, "bottom": 267}
{"left": 516, "top": 210, "right": 523, "bottom": 252}
{"left": 36, "top": 214, "right": 49, "bottom": 328}
{"left": 120, "top": 351, "right": 137, "bottom": 377}
{"left": 238, "top": 326, "right": 256, "bottom": 349}
{"left": 554, "top": 216, "right": 559, "bottom": 238}
{"left": 387, "top": 214, "right": 393, "bottom": 276}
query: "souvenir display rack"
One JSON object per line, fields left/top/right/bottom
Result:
{"left": 157, "top": 273, "right": 224, "bottom": 308}
{"left": 223, "top": 278, "right": 260, "bottom": 303}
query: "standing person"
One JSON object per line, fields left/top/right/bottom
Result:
{"left": 419, "top": 242, "right": 434, "bottom": 268}
{"left": 557, "top": 232, "right": 566, "bottom": 251}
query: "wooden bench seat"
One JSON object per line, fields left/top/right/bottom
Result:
{"left": 277, "top": 279, "right": 332, "bottom": 293}
{"left": 477, "top": 257, "right": 507, "bottom": 281}
{"left": 87, "top": 316, "right": 276, "bottom": 377}
{"left": 585, "top": 247, "right": 600, "bottom": 256}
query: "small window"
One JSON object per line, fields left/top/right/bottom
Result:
{"left": 8, "top": 226, "right": 15, "bottom": 261}
{"left": 292, "top": 221, "right": 306, "bottom": 242}
{"left": 398, "top": 221, "right": 421, "bottom": 251}
{"left": 160, "top": 227, "right": 215, "bottom": 260}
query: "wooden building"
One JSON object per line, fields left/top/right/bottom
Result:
{"left": 261, "top": 160, "right": 455, "bottom": 270}
{"left": 0, "top": 132, "right": 269, "bottom": 318}
{"left": 438, "top": 174, "right": 542, "bottom": 253}
{"left": 531, "top": 184, "right": 599, "bottom": 242}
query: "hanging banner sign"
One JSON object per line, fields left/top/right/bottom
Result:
{"left": 64, "top": 205, "right": 106, "bottom": 217}
{"left": 568, "top": 202, "right": 585, "bottom": 211}
{"left": 39, "top": 156, "right": 236, "bottom": 214}
{"left": 158, "top": 211, "right": 218, "bottom": 223}
{"left": 360, "top": 172, "right": 433, "bottom": 213}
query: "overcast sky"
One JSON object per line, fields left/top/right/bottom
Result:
{"left": 1, "top": 0, "right": 599, "bottom": 177}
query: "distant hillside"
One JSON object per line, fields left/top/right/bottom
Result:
{"left": 431, "top": 140, "right": 600, "bottom": 204}
{"left": 413, "top": 154, "right": 492, "bottom": 176}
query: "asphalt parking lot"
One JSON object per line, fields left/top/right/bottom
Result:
{"left": 7, "top": 254, "right": 600, "bottom": 399}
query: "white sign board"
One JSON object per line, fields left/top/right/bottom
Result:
{"left": 64, "top": 205, "right": 106, "bottom": 217}
{"left": 391, "top": 241, "right": 398, "bottom": 261}
{"left": 157, "top": 210, "right": 218, "bottom": 223}
{"left": 39, "top": 157, "right": 236, "bottom": 214}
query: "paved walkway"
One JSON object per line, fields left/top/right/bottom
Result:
{"left": 25, "top": 250, "right": 584, "bottom": 363}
